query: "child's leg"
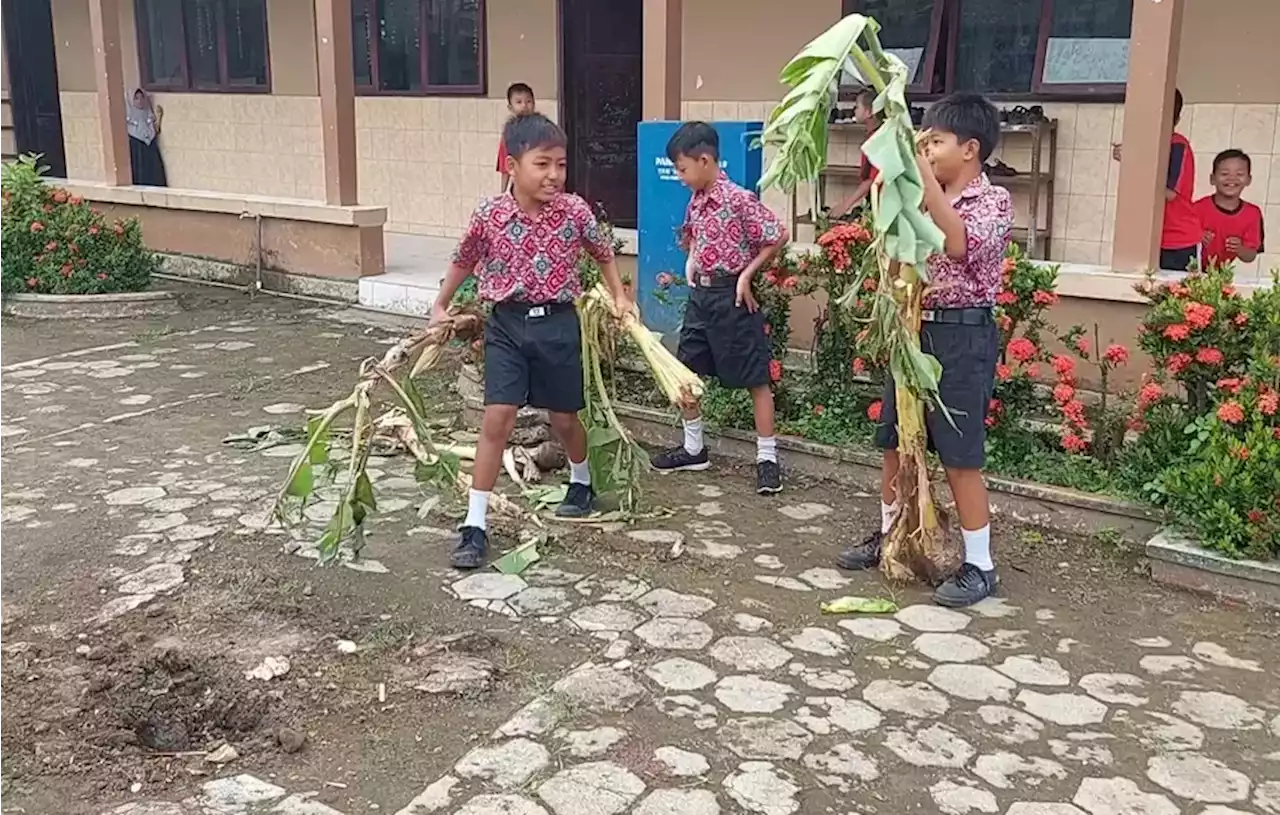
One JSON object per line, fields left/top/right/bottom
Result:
{"left": 464, "top": 404, "right": 520, "bottom": 530}
{"left": 944, "top": 467, "right": 992, "bottom": 569}
{"left": 880, "top": 448, "right": 901, "bottom": 534}
{"left": 653, "top": 291, "right": 713, "bottom": 471}
{"left": 837, "top": 377, "right": 899, "bottom": 570}
{"left": 548, "top": 410, "right": 590, "bottom": 482}
{"left": 749, "top": 384, "right": 777, "bottom": 464}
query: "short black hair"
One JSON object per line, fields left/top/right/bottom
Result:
{"left": 1173, "top": 88, "right": 1183, "bottom": 123}
{"left": 503, "top": 113, "right": 565, "bottom": 160}
{"left": 507, "top": 82, "right": 534, "bottom": 102}
{"left": 922, "top": 92, "right": 1001, "bottom": 162}
{"left": 666, "top": 121, "right": 719, "bottom": 162}
{"left": 1212, "top": 148, "right": 1252, "bottom": 174}
{"left": 855, "top": 87, "right": 883, "bottom": 123}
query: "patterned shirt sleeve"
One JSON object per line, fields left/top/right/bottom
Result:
{"left": 452, "top": 203, "right": 489, "bottom": 270}
{"left": 963, "top": 187, "right": 1013, "bottom": 280}
{"left": 571, "top": 195, "right": 616, "bottom": 264}
{"left": 736, "top": 190, "right": 788, "bottom": 252}
{"left": 678, "top": 199, "right": 695, "bottom": 251}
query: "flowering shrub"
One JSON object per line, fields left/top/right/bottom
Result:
{"left": 995, "top": 243, "right": 1059, "bottom": 353}
{"left": 1051, "top": 325, "right": 1132, "bottom": 463}
{"left": 809, "top": 219, "right": 878, "bottom": 387}
{"left": 1154, "top": 360, "right": 1280, "bottom": 559}
{"left": 1135, "top": 267, "right": 1251, "bottom": 412}
{"left": 2, "top": 154, "right": 157, "bottom": 295}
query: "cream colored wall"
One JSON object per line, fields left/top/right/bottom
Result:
{"left": 486, "top": 0, "right": 557, "bottom": 101}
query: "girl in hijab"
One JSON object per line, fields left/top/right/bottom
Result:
{"left": 127, "top": 87, "right": 168, "bottom": 186}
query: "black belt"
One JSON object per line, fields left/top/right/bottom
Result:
{"left": 493, "top": 300, "right": 576, "bottom": 317}
{"left": 692, "top": 273, "right": 739, "bottom": 289}
{"left": 921, "top": 307, "right": 993, "bottom": 326}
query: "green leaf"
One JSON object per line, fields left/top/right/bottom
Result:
{"left": 286, "top": 461, "right": 314, "bottom": 498}
{"left": 493, "top": 539, "right": 541, "bottom": 575}
{"left": 306, "top": 416, "right": 330, "bottom": 464}
{"left": 354, "top": 471, "right": 377, "bottom": 512}
{"left": 587, "top": 425, "right": 622, "bottom": 447}
{"left": 820, "top": 596, "right": 899, "bottom": 614}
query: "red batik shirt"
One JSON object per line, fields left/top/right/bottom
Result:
{"left": 452, "top": 192, "right": 615, "bottom": 304}
{"left": 924, "top": 173, "right": 1013, "bottom": 309}
{"left": 681, "top": 173, "right": 788, "bottom": 276}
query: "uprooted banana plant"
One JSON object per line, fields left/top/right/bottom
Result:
{"left": 760, "top": 13, "right": 958, "bottom": 584}
{"left": 273, "top": 308, "right": 535, "bottom": 565}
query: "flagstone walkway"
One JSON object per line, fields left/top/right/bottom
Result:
{"left": 2, "top": 286, "right": 1277, "bottom": 815}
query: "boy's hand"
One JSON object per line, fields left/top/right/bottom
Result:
{"left": 1225, "top": 236, "right": 1243, "bottom": 253}
{"left": 1203, "top": 229, "right": 1215, "bottom": 246}
{"left": 607, "top": 289, "right": 638, "bottom": 321}
{"left": 735, "top": 274, "right": 759, "bottom": 313}
{"left": 429, "top": 304, "right": 451, "bottom": 326}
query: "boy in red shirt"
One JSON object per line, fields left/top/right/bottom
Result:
{"left": 1194, "top": 149, "right": 1264, "bottom": 268}
{"left": 497, "top": 83, "right": 536, "bottom": 192}
{"left": 650, "top": 122, "right": 789, "bottom": 494}
{"left": 434, "top": 114, "right": 632, "bottom": 568}
{"left": 830, "top": 88, "right": 882, "bottom": 218}
{"left": 1114, "top": 89, "right": 1201, "bottom": 271}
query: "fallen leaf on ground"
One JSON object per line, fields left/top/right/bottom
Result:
{"left": 820, "top": 596, "right": 898, "bottom": 614}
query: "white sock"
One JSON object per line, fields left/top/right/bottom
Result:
{"left": 962, "top": 525, "right": 994, "bottom": 571}
{"left": 683, "top": 417, "right": 705, "bottom": 455}
{"left": 756, "top": 436, "right": 778, "bottom": 464}
{"left": 880, "top": 501, "right": 900, "bottom": 535}
{"left": 464, "top": 489, "right": 490, "bottom": 531}
{"left": 569, "top": 457, "right": 591, "bottom": 486}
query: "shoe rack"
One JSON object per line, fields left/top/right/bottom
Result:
{"left": 791, "top": 115, "right": 1058, "bottom": 260}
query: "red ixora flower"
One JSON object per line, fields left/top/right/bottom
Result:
{"left": 1221, "top": 284, "right": 1237, "bottom": 298}
{"left": 812, "top": 404, "right": 825, "bottom": 416}
{"left": 768, "top": 359, "right": 783, "bottom": 383}
{"left": 1233, "top": 312, "right": 1249, "bottom": 327}
{"left": 1024, "top": 363, "right": 1041, "bottom": 379}
{"left": 29, "top": 221, "right": 45, "bottom": 233}
{"left": 1247, "top": 509, "right": 1265, "bottom": 524}
{"left": 1127, "top": 416, "right": 1148, "bottom": 433}
{"left": 866, "top": 400, "right": 883, "bottom": 422}
{"left": 996, "top": 290, "right": 1018, "bottom": 306}
{"left": 655, "top": 271, "right": 674, "bottom": 288}
{"left": 1053, "top": 383, "right": 1076, "bottom": 405}
{"left": 1102, "top": 344, "right": 1129, "bottom": 365}
{"left": 69, "top": 194, "right": 83, "bottom": 206}
{"left": 781, "top": 276, "right": 797, "bottom": 290}
{"left": 996, "top": 363, "right": 1012, "bottom": 381}
{"left": 1183, "top": 302, "right": 1216, "bottom": 330}
{"left": 852, "top": 357, "right": 867, "bottom": 375}
{"left": 1062, "top": 400, "right": 1087, "bottom": 428}
{"left": 1216, "top": 400, "right": 1245, "bottom": 424}
{"left": 25, "top": 277, "right": 38, "bottom": 288}
{"left": 88, "top": 225, "right": 100, "bottom": 236}
{"left": 44, "top": 241, "right": 58, "bottom": 251}
{"left": 1216, "top": 377, "right": 1243, "bottom": 395}
{"left": 1138, "top": 381, "right": 1163, "bottom": 409}
{"left": 1163, "top": 323, "right": 1191, "bottom": 341}
{"left": 96, "top": 272, "right": 108, "bottom": 281}
{"left": 1195, "top": 347, "right": 1224, "bottom": 366}
{"left": 1234, "top": 446, "right": 1250, "bottom": 461}
{"left": 1165, "top": 282, "right": 1190, "bottom": 298}
{"left": 1007, "top": 337, "right": 1037, "bottom": 363}
{"left": 1074, "top": 337, "right": 1091, "bottom": 357}
{"left": 762, "top": 322, "right": 772, "bottom": 336}
{"left": 1001, "top": 256, "right": 1017, "bottom": 275}
{"left": 51, "top": 189, "right": 69, "bottom": 204}
{"left": 1051, "top": 355, "right": 1076, "bottom": 379}
{"left": 862, "top": 277, "right": 877, "bottom": 292}
{"left": 1032, "top": 290, "right": 1058, "bottom": 307}
{"left": 1165, "top": 352, "right": 1193, "bottom": 375}
{"left": 112, "top": 222, "right": 125, "bottom": 236}
{"left": 988, "top": 398, "right": 1002, "bottom": 414}
{"left": 1259, "top": 391, "right": 1278, "bottom": 416}
{"left": 1061, "top": 433, "right": 1088, "bottom": 453}
{"left": 997, "top": 314, "right": 1013, "bottom": 332}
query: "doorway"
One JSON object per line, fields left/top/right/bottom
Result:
{"left": 560, "top": 0, "right": 643, "bottom": 229}
{"left": 3, "top": 0, "right": 66, "bottom": 177}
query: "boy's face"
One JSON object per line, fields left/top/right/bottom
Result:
{"left": 1211, "top": 157, "right": 1251, "bottom": 198}
{"left": 854, "top": 99, "right": 877, "bottom": 129}
{"left": 673, "top": 154, "right": 719, "bottom": 191}
{"left": 922, "top": 129, "right": 979, "bottom": 185}
{"left": 507, "top": 144, "right": 566, "bottom": 202}
{"left": 508, "top": 92, "right": 535, "bottom": 115}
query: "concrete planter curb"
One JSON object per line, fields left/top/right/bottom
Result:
{"left": 1145, "top": 531, "right": 1280, "bottom": 609}
{"left": 1, "top": 289, "right": 182, "bottom": 319}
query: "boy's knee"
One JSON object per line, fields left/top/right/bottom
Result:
{"left": 480, "top": 404, "right": 519, "bottom": 438}
{"left": 547, "top": 411, "right": 581, "bottom": 434}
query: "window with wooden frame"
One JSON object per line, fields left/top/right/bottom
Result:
{"left": 136, "top": 0, "right": 270, "bottom": 92}
{"left": 353, "top": 0, "right": 486, "bottom": 95}
{"left": 841, "top": 0, "right": 1132, "bottom": 98}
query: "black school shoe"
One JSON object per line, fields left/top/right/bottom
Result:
{"left": 651, "top": 446, "right": 711, "bottom": 472}
{"left": 555, "top": 482, "right": 596, "bottom": 518}
{"left": 451, "top": 526, "right": 488, "bottom": 569}
{"left": 756, "top": 460, "right": 782, "bottom": 494}
{"left": 836, "top": 530, "right": 883, "bottom": 571}
{"left": 934, "top": 563, "right": 999, "bottom": 608}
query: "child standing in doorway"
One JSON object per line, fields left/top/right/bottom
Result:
{"left": 649, "top": 122, "right": 789, "bottom": 495}
{"left": 1194, "top": 149, "right": 1264, "bottom": 268}
{"left": 433, "top": 113, "right": 632, "bottom": 569}
{"left": 835, "top": 93, "right": 1013, "bottom": 608}
{"left": 498, "top": 83, "right": 537, "bottom": 193}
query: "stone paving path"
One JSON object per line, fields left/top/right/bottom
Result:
{"left": 3, "top": 298, "right": 1278, "bottom": 815}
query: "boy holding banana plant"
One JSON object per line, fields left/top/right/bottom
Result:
{"left": 651, "top": 122, "right": 790, "bottom": 495}
{"left": 836, "top": 93, "right": 1012, "bottom": 608}
{"left": 431, "top": 113, "right": 633, "bottom": 569}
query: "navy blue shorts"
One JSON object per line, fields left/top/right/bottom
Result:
{"left": 874, "top": 319, "right": 1000, "bottom": 469}
{"left": 676, "top": 283, "right": 772, "bottom": 390}
{"left": 483, "top": 301, "right": 584, "bottom": 414}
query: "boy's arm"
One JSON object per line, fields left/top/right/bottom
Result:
{"left": 1165, "top": 141, "right": 1189, "bottom": 202}
{"left": 1235, "top": 209, "right": 1263, "bottom": 262}
{"left": 916, "top": 155, "right": 968, "bottom": 259}
{"left": 431, "top": 207, "right": 487, "bottom": 322}
{"left": 576, "top": 200, "right": 632, "bottom": 311}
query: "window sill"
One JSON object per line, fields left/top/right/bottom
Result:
{"left": 355, "top": 87, "right": 487, "bottom": 98}
{"left": 140, "top": 85, "right": 271, "bottom": 95}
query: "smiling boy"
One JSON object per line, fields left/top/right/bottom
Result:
{"left": 433, "top": 113, "right": 632, "bottom": 569}
{"left": 1194, "top": 149, "right": 1265, "bottom": 268}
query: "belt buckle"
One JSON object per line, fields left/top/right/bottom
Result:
{"left": 921, "top": 309, "right": 936, "bottom": 322}
{"left": 528, "top": 305, "right": 547, "bottom": 318}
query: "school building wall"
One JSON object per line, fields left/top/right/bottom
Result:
{"left": 41, "top": 0, "right": 1280, "bottom": 284}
